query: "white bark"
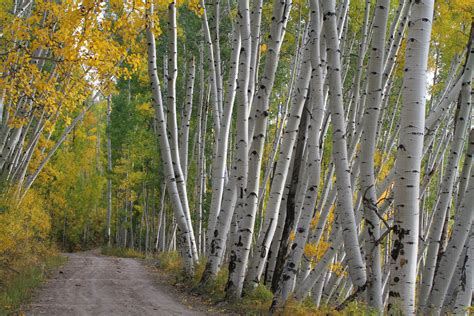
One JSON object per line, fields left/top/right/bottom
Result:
{"left": 229, "top": 0, "right": 293, "bottom": 296}
{"left": 165, "top": 2, "right": 198, "bottom": 261}
{"left": 179, "top": 57, "right": 195, "bottom": 181}
{"left": 452, "top": 226, "right": 474, "bottom": 315}
{"left": 106, "top": 96, "right": 112, "bottom": 246}
{"left": 321, "top": 0, "right": 367, "bottom": 289}
{"left": 418, "top": 31, "right": 473, "bottom": 311}
{"left": 225, "top": 0, "right": 252, "bottom": 298}
{"left": 271, "top": 0, "right": 325, "bottom": 308}
{"left": 244, "top": 31, "right": 312, "bottom": 290}
{"left": 426, "top": 91, "right": 474, "bottom": 313}
{"left": 388, "top": 0, "right": 434, "bottom": 313}
{"left": 207, "top": 27, "right": 240, "bottom": 250}
{"left": 145, "top": 7, "right": 195, "bottom": 272}
{"left": 358, "top": 0, "right": 390, "bottom": 310}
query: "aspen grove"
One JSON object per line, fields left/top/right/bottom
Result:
{"left": 0, "top": 0, "right": 473, "bottom": 314}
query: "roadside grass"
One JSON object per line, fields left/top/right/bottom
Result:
{"left": 104, "top": 249, "right": 372, "bottom": 315}
{"left": 101, "top": 246, "right": 145, "bottom": 259}
{"left": 0, "top": 254, "right": 66, "bottom": 315}
{"left": 153, "top": 252, "right": 274, "bottom": 314}
{"left": 152, "top": 252, "right": 376, "bottom": 315}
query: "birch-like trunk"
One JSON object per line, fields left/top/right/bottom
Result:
{"left": 271, "top": 0, "right": 325, "bottom": 308}
{"left": 388, "top": 0, "right": 434, "bottom": 313}
{"left": 106, "top": 96, "right": 112, "bottom": 246}
{"left": 165, "top": 2, "right": 198, "bottom": 260}
{"left": 244, "top": 32, "right": 312, "bottom": 290}
{"left": 358, "top": 0, "right": 390, "bottom": 310}
{"left": 145, "top": 3, "right": 195, "bottom": 273}
{"left": 321, "top": 0, "right": 367, "bottom": 289}
{"left": 225, "top": 0, "right": 252, "bottom": 298}
{"left": 228, "top": 0, "right": 293, "bottom": 297}
{"left": 418, "top": 27, "right": 473, "bottom": 311}
{"left": 426, "top": 100, "right": 474, "bottom": 313}
{"left": 199, "top": 27, "right": 241, "bottom": 283}
{"left": 180, "top": 57, "right": 195, "bottom": 181}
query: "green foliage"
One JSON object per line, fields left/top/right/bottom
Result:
{"left": 0, "top": 254, "right": 66, "bottom": 315}
{"left": 239, "top": 285, "right": 274, "bottom": 314}
{"left": 36, "top": 107, "right": 107, "bottom": 251}
{"left": 101, "top": 246, "right": 145, "bottom": 259}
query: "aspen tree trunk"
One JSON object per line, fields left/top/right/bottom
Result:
{"left": 418, "top": 28, "right": 473, "bottom": 311}
{"left": 203, "top": 0, "right": 224, "bottom": 246}
{"left": 206, "top": 26, "right": 241, "bottom": 254}
{"left": 225, "top": 0, "right": 252, "bottom": 298}
{"left": 155, "top": 184, "right": 166, "bottom": 251}
{"left": 271, "top": 1, "right": 325, "bottom": 307}
{"left": 426, "top": 93, "right": 474, "bottom": 313}
{"left": 166, "top": 2, "right": 198, "bottom": 261}
{"left": 145, "top": 2, "right": 195, "bottom": 273}
{"left": 452, "top": 226, "right": 473, "bottom": 315}
{"left": 358, "top": 0, "right": 390, "bottom": 310}
{"left": 388, "top": 0, "right": 434, "bottom": 313}
{"left": 247, "top": 0, "right": 263, "bottom": 107}
{"left": 211, "top": 0, "right": 223, "bottom": 119}
{"left": 347, "top": 0, "right": 370, "bottom": 143}
{"left": 200, "top": 0, "right": 221, "bottom": 133}
{"left": 227, "top": 0, "right": 292, "bottom": 297}
{"left": 321, "top": 0, "right": 367, "bottom": 289}
{"left": 428, "top": 167, "right": 474, "bottom": 313}
{"left": 106, "top": 96, "right": 112, "bottom": 246}
{"left": 455, "top": 128, "right": 473, "bottom": 211}
{"left": 271, "top": 107, "right": 309, "bottom": 295}
{"left": 180, "top": 57, "right": 195, "bottom": 181}
{"left": 265, "top": 153, "right": 295, "bottom": 286}
{"left": 244, "top": 33, "right": 312, "bottom": 290}
{"left": 194, "top": 46, "right": 207, "bottom": 255}
{"left": 199, "top": 27, "right": 241, "bottom": 283}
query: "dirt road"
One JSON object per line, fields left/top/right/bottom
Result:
{"left": 26, "top": 251, "right": 205, "bottom": 315}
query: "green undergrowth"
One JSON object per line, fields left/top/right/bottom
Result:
{"left": 152, "top": 252, "right": 351, "bottom": 315}
{"left": 101, "top": 246, "right": 145, "bottom": 259}
{"left": 282, "top": 297, "right": 377, "bottom": 315}
{"left": 108, "top": 249, "right": 374, "bottom": 315}
{"left": 153, "top": 252, "right": 273, "bottom": 313}
{"left": 0, "top": 254, "right": 66, "bottom": 315}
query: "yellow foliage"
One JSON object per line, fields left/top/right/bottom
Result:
{"left": 0, "top": 191, "right": 51, "bottom": 278}
{"left": 329, "top": 262, "right": 347, "bottom": 277}
{"left": 136, "top": 102, "right": 155, "bottom": 117}
{"left": 0, "top": 0, "right": 143, "bottom": 141}
{"left": 310, "top": 213, "right": 320, "bottom": 230}
{"left": 304, "top": 241, "right": 329, "bottom": 261}
{"left": 289, "top": 230, "right": 296, "bottom": 242}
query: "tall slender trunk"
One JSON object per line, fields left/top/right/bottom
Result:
{"left": 358, "top": 0, "right": 390, "bottom": 310}
{"left": 245, "top": 31, "right": 312, "bottom": 290}
{"left": 418, "top": 26, "right": 473, "bottom": 311}
{"left": 145, "top": 2, "right": 195, "bottom": 273}
{"left": 321, "top": 0, "right": 366, "bottom": 289}
{"left": 225, "top": 0, "right": 252, "bottom": 298}
{"left": 388, "top": 1, "right": 434, "bottom": 313}
{"left": 106, "top": 96, "right": 112, "bottom": 246}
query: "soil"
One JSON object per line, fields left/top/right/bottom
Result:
{"left": 25, "top": 251, "right": 209, "bottom": 315}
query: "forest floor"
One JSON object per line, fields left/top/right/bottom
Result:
{"left": 23, "top": 250, "right": 214, "bottom": 315}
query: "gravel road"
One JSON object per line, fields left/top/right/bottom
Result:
{"left": 26, "top": 251, "right": 205, "bottom": 315}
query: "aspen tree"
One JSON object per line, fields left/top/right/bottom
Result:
{"left": 418, "top": 25, "right": 473, "bottom": 311}
{"left": 358, "top": 0, "right": 390, "bottom": 310}
{"left": 145, "top": 1, "right": 195, "bottom": 273}
{"left": 321, "top": 0, "right": 367, "bottom": 289}
{"left": 388, "top": 0, "right": 434, "bottom": 313}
